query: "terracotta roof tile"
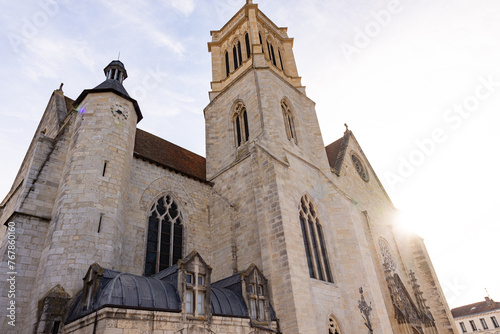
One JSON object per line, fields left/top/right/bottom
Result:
{"left": 325, "top": 131, "right": 350, "bottom": 174}
{"left": 451, "top": 298, "right": 500, "bottom": 318}
{"left": 325, "top": 137, "right": 343, "bottom": 169}
{"left": 134, "top": 129, "right": 207, "bottom": 182}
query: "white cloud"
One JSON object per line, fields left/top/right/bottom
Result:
{"left": 171, "top": 0, "right": 195, "bottom": 16}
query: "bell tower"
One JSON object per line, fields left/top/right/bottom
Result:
{"left": 207, "top": 0, "right": 304, "bottom": 101}
{"left": 205, "top": 2, "right": 333, "bottom": 333}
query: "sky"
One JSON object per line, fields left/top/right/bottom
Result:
{"left": 0, "top": 0, "right": 499, "bottom": 309}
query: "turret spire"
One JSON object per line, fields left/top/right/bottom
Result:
{"left": 103, "top": 60, "right": 127, "bottom": 84}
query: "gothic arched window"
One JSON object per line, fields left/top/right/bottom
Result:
{"left": 278, "top": 49, "right": 284, "bottom": 70}
{"left": 233, "top": 102, "right": 249, "bottom": 147}
{"left": 282, "top": 100, "right": 297, "bottom": 144}
{"left": 329, "top": 315, "right": 341, "bottom": 334}
{"left": 145, "top": 194, "right": 183, "bottom": 276}
{"left": 245, "top": 33, "right": 251, "bottom": 59}
{"left": 299, "top": 195, "right": 333, "bottom": 282}
{"left": 232, "top": 40, "right": 243, "bottom": 71}
{"left": 225, "top": 51, "right": 230, "bottom": 77}
{"left": 267, "top": 40, "right": 277, "bottom": 66}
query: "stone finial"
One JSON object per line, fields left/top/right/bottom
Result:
{"left": 344, "top": 123, "right": 349, "bottom": 132}
{"left": 246, "top": 0, "right": 253, "bottom": 4}
{"left": 58, "top": 83, "right": 64, "bottom": 92}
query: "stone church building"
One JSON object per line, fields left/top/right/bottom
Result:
{"left": 0, "top": 1, "right": 457, "bottom": 333}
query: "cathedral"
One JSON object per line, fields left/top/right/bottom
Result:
{"left": 0, "top": 1, "right": 458, "bottom": 333}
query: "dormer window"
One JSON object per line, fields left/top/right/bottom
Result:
{"left": 248, "top": 283, "right": 266, "bottom": 321}
{"left": 185, "top": 271, "right": 206, "bottom": 316}
{"left": 180, "top": 253, "right": 211, "bottom": 318}
{"left": 243, "top": 266, "right": 270, "bottom": 323}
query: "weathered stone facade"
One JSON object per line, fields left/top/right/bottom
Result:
{"left": 0, "top": 2, "right": 457, "bottom": 334}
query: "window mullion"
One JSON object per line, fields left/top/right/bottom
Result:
{"left": 169, "top": 219, "right": 174, "bottom": 267}
{"left": 304, "top": 214, "right": 319, "bottom": 279}
{"left": 156, "top": 215, "right": 162, "bottom": 274}
{"left": 311, "top": 221, "right": 327, "bottom": 280}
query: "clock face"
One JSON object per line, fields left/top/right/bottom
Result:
{"left": 110, "top": 103, "right": 128, "bottom": 121}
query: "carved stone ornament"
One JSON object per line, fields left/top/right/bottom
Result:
{"left": 329, "top": 315, "right": 341, "bottom": 334}
{"left": 352, "top": 154, "right": 369, "bottom": 182}
{"left": 378, "top": 238, "right": 396, "bottom": 273}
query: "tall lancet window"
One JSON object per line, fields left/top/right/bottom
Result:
{"left": 233, "top": 102, "right": 249, "bottom": 147}
{"left": 245, "top": 33, "right": 251, "bottom": 59}
{"left": 299, "top": 195, "right": 333, "bottom": 282}
{"left": 225, "top": 51, "right": 230, "bottom": 77}
{"left": 281, "top": 100, "right": 297, "bottom": 144}
{"left": 145, "top": 194, "right": 183, "bottom": 276}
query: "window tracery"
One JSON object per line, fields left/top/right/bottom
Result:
{"left": 281, "top": 100, "right": 297, "bottom": 144}
{"left": 233, "top": 102, "right": 249, "bottom": 147}
{"left": 351, "top": 154, "right": 369, "bottom": 182}
{"left": 145, "top": 194, "right": 183, "bottom": 275}
{"left": 378, "top": 238, "right": 396, "bottom": 273}
{"left": 299, "top": 195, "right": 333, "bottom": 282}
{"left": 329, "top": 315, "right": 341, "bottom": 334}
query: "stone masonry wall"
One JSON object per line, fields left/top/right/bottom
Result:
{"left": 0, "top": 90, "right": 68, "bottom": 222}
{"left": 123, "top": 157, "right": 212, "bottom": 276}
{"left": 62, "top": 307, "right": 278, "bottom": 334}
{"left": 32, "top": 92, "right": 138, "bottom": 319}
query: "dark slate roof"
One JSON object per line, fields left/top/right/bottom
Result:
{"left": 212, "top": 273, "right": 241, "bottom": 289}
{"left": 72, "top": 80, "right": 143, "bottom": 122}
{"left": 211, "top": 286, "right": 249, "bottom": 317}
{"left": 107, "top": 60, "right": 126, "bottom": 68}
{"left": 65, "top": 268, "right": 181, "bottom": 323}
{"left": 134, "top": 128, "right": 208, "bottom": 182}
{"left": 451, "top": 298, "right": 500, "bottom": 318}
{"left": 93, "top": 78, "right": 130, "bottom": 97}
{"left": 211, "top": 272, "right": 277, "bottom": 320}
{"left": 325, "top": 130, "right": 350, "bottom": 174}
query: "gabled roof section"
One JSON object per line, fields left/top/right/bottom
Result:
{"left": 134, "top": 129, "right": 208, "bottom": 183}
{"left": 325, "top": 129, "right": 395, "bottom": 209}
{"left": 451, "top": 298, "right": 500, "bottom": 318}
{"left": 325, "top": 130, "right": 350, "bottom": 175}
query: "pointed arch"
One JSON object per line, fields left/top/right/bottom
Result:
{"left": 232, "top": 101, "right": 250, "bottom": 147}
{"left": 245, "top": 32, "right": 251, "bottom": 59}
{"left": 145, "top": 193, "right": 184, "bottom": 275}
{"left": 329, "top": 314, "right": 342, "bottom": 334}
{"left": 281, "top": 99, "right": 297, "bottom": 144}
{"left": 225, "top": 51, "right": 230, "bottom": 77}
{"left": 299, "top": 195, "right": 333, "bottom": 282}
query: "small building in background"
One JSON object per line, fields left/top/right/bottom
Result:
{"left": 452, "top": 297, "right": 500, "bottom": 333}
